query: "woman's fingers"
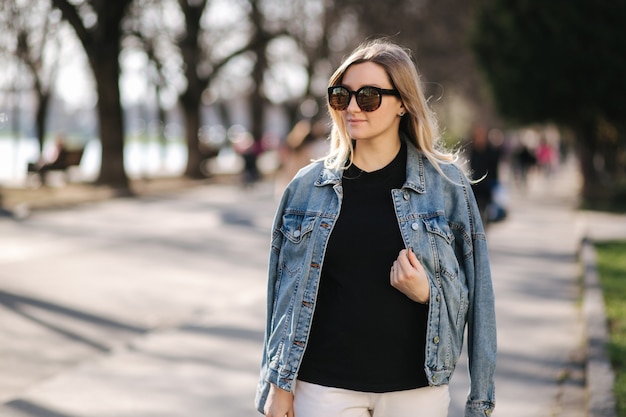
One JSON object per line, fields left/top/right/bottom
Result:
{"left": 390, "top": 248, "right": 429, "bottom": 303}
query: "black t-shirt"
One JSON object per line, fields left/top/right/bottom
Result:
{"left": 297, "top": 141, "right": 429, "bottom": 392}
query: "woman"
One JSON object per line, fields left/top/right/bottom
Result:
{"left": 256, "top": 39, "right": 496, "bottom": 417}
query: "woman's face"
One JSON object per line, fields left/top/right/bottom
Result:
{"left": 339, "top": 62, "right": 404, "bottom": 145}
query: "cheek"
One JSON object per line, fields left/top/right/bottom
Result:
{"left": 375, "top": 110, "right": 399, "bottom": 126}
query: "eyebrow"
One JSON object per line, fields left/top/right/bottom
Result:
{"left": 340, "top": 83, "right": 392, "bottom": 90}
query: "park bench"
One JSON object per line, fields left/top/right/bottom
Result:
{"left": 27, "top": 146, "right": 85, "bottom": 186}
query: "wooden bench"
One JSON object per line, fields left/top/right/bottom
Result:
{"left": 27, "top": 147, "right": 85, "bottom": 185}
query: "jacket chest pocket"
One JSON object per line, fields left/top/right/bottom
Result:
{"left": 280, "top": 213, "right": 317, "bottom": 244}
{"left": 421, "top": 215, "right": 459, "bottom": 282}
{"left": 422, "top": 215, "right": 454, "bottom": 244}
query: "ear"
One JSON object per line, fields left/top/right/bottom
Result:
{"left": 398, "top": 103, "right": 406, "bottom": 117}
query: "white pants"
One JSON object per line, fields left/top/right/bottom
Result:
{"left": 293, "top": 380, "right": 450, "bottom": 417}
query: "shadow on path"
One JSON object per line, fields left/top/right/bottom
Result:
{"left": 0, "top": 290, "right": 146, "bottom": 352}
{"left": 4, "top": 399, "right": 77, "bottom": 417}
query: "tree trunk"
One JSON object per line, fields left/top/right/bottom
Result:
{"left": 177, "top": 0, "right": 207, "bottom": 179}
{"left": 213, "top": 101, "right": 231, "bottom": 128}
{"left": 155, "top": 83, "right": 168, "bottom": 168}
{"left": 90, "top": 42, "right": 129, "bottom": 189}
{"left": 181, "top": 96, "right": 204, "bottom": 178}
{"left": 51, "top": 0, "right": 132, "bottom": 190}
{"left": 35, "top": 91, "right": 50, "bottom": 153}
{"left": 246, "top": 36, "right": 268, "bottom": 182}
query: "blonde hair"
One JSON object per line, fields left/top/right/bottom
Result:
{"left": 324, "top": 39, "right": 457, "bottom": 172}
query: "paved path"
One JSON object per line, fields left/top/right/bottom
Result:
{"left": 0, "top": 183, "right": 274, "bottom": 417}
{"left": 0, "top": 158, "right": 605, "bottom": 417}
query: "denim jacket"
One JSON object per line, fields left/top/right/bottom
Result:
{"left": 255, "top": 140, "right": 496, "bottom": 417}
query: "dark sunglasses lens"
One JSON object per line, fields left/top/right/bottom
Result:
{"left": 356, "top": 87, "right": 382, "bottom": 112}
{"left": 329, "top": 87, "right": 350, "bottom": 110}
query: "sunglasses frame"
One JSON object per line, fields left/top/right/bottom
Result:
{"left": 328, "top": 85, "right": 401, "bottom": 112}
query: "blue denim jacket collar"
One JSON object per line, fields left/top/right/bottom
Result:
{"left": 315, "top": 136, "right": 426, "bottom": 194}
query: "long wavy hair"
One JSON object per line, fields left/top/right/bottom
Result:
{"left": 324, "top": 39, "right": 457, "bottom": 173}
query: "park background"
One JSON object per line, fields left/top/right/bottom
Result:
{"left": 0, "top": 1, "right": 625, "bottom": 416}
{"left": 0, "top": 0, "right": 624, "bottom": 208}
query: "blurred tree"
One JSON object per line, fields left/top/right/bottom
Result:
{"left": 0, "top": 0, "right": 493, "bottom": 186}
{"left": 124, "top": 0, "right": 173, "bottom": 169}
{"left": 0, "top": 0, "right": 63, "bottom": 153}
{"left": 51, "top": 0, "right": 133, "bottom": 189}
{"left": 176, "top": 0, "right": 213, "bottom": 179}
{"left": 471, "top": 0, "right": 626, "bottom": 207}
{"left": 166, "top": 0, "right": 298, "bottom": 179}
{"left": 331, "top": 0, "right": 493, "bottom": 138}
{"left": 281, "top": 0, "right": 343, "bottom": 125}
{"left": 133, "top": 0, "right": 274, "bottom": 179}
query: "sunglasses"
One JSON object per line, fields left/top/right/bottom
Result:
{"left": 328, "top": 85, "right": 401, "bottom": 112}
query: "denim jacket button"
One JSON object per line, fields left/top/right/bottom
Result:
{"left": 411, "top": 222, "right": 419, "bottom": 231}
{"left": 403, "top": 192, "right": 409, "bottom": 201}
{"left": 293, "top": 230, "right": 301, "bottom": 237}
{"left": 433, "top": 336, "right": 440, "bottom": 344}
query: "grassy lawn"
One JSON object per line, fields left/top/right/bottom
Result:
{"left": 595, "top": 241, "right": 626, "bottom": 417}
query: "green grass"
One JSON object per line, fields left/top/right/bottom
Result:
{"left": 595, "top": 241, "right": 626, "bottom": 417}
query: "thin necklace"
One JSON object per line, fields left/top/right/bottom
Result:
{"left": 342, "top": 160, "right": 364, "bottom": 180}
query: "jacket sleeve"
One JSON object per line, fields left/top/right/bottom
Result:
{"left": 462, "top": 175, "right": 497, "bottom": 417}
{"left": 254, "top": 187, "right": 291, "bottom": 414}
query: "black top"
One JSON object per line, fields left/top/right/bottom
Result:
{"left": 297, "top": 141, "right": 429, "bottom": 392}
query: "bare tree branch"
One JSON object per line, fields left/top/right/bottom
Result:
{"left": 49, "top": 0, "right": 91, "bottom": 47}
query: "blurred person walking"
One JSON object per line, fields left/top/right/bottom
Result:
{"left": 511, "top": 141, "right": 536, "bottom": 190}
{"left": 468, "top": 124, "right": 503, "bottom": 225}
{"left": 535, "top": 136, "right": 558, "bottom": 178}
{"left": 256, "top": 39, "right": 496, "bottom": 417}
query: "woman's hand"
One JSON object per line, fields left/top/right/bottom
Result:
{"left": 264, "top": 383, "right": 295, "bottom": 417}
{"left": 390, "top": 248, "right": 430, "bottom": 304}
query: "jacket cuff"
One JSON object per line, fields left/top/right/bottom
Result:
{"left": 465, "top": 400, "right": 495, "bottom": 417}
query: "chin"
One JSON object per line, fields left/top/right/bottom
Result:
{"left": 347, "top": 129, "right": 368, "bottom": 140}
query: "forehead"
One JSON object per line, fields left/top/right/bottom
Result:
{"left": 342, "top": 62, "right": 391, "bottom": 88}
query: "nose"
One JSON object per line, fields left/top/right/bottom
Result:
{"left": 346, "top": 93, "right": 361, "bottom": 112}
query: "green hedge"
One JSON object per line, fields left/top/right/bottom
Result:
{"left": 596, "top": 241, "right": 626, "bottom": 417}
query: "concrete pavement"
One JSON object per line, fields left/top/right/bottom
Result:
{"left": 0, "top": 159, "right": 620, "bottom": 416}
{"left": 0, "top": 182, "right": 274, "bottom": 417}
